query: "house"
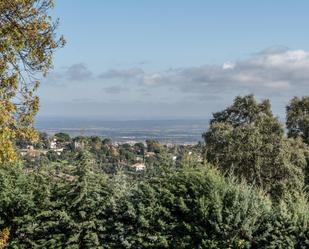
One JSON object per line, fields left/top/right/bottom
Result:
{"left": 27, "top": 145, "right": 34, "bottom": 150}
{"left": 27, "top": 149, "right": 41, "bottom": 158}
{"left": 19, "top": 145, "right": 36, "bottom": 157}
{"left": 50, "top": 138, "right": 57, "bottom": 150}
{"left": 50, "top": 138, "right": 65, "bottom": 155}
{"left": 131, "top": 162, "right": 146, "bottom": 171}
{"left": 20, "top": 149, "right": 28, "bottom": 157}
{"left": 53, "top": 148, "right": 64, "bottom": 155}
{"left": 19, "top": 145, "right": 41, "bottom": 159}
{"left": 145, "top": 152, "right": 155, "bottom": 158}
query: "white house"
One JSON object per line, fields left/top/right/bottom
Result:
{"left": 131, "top": 162, "right": 146, "bottom": 171}
{"left": 50, "top": 138, "right": 57, "bottom": 150}
{"left": 49, "top": 138, "right": 64, "bottom": 155}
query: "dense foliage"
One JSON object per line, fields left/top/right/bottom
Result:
{"left": 203, "top": 95, "right": 308, "bottom": 199}
{"left": 1, "top": 155, "right": 309, "bottom": 248}
{"left": 287, "top": 96, "right": 309, "bottom": 145}
{"left": 0, "top": 95, "right": 307, "bottom": 248}
{"left": 1, "top": 2, "right": 309, "bottom": 248}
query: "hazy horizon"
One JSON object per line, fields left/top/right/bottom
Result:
{"left": 35, "top": 117, "right": 210, "bottom": 144}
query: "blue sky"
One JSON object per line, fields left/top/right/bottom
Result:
{"left": 38, "top": 0, "right": 309, "bottom": 119}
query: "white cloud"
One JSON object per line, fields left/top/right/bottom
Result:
{"left": 132, "top": 48, "right": 309, "bottom": 93}
{"left": 141, "top": 73, "right": 163, "bottom": 86}
{"left": 42, "top": 48, "right": 309, "bottom": 118}
{"left": 46, "top": 48, "right": 309, "bottom": 94}
{"left": 222, "top": 61, "right": 235, "bottom": 70}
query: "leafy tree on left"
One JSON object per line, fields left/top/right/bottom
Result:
{"left": 0, "top": 0, "right": 65, "bottom": 164}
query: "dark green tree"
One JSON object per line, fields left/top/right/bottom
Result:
{"left": 54, "top": 132, "right": 71, "bottom": 144}
{"left": 203, "top": 95, "right": 307, "bottom": 199}
{"left": 146, "top": 139, "right": 162, "bottom": 153}
{"left": 62, "top": 152, "right": 108, "bottom": 248}
{"left": 37, "top": 132, "right": 50, "bottom": 149}
{"left": 286, "top": 96, "right": 309, "bottom": 144}
{"left": 105, "top": 166, "right": 273, "bottom": 248}
{"left": 210, "top": 94, "right": 273, "bottom": 127}
{"left": 134, "top": 142, "right": 145, "bottom": 156}
{"left": 102, "top": 138, "right": 112, "bottom": 146}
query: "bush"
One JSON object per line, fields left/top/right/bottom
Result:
{"left": 105, "top": 166, "right": 271, "bottom": 248}
{"left": 1, "top": 162, "right": 309, "bottom": 248}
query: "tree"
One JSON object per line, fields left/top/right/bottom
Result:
{"left": 146, "top": 139, "right": 162, "bottom": 153}
{"left": 210, "top": 94, "right": 272, "bottom": 127}
{"left": 90, "top": 136, "right": 101, "bottom": 150}
{"left": 203, "top": 95, "right": 307, "bottom": 199}
{"left": 102, "top": 138, "right": 112, "bottom": 146}
{"left": 134, "top": 142, "right": 145, "bottom": 156}
{"left": 37, "top": 132, "right": 49, "bottom": 149}
{"left": 105, "top": 166, "right": 275, "bottom": 248}
{"left": 0, "top": 228, "right": 9, "bottom": 249}
{"left": 54, "top": 132, "right": 71, "bottom": 144}
{"left": 0, "top": 164, "right": 45, "bottom": 247}
{"left": 286, "top": 96, "right": 309, "bottom": 144}
{"left": 13, "top": 152, "right": 109, "bottom": 248}
{"left": 286, "top": 97, "right": 309, "bottom": 187}
{"left": 145, "top": 148, "right": 174, "bottom": 177}
{"left": 119, "top": 144, "right": 135, "bottom": 163}
{"left": 62, "top": 152, "right": 108, "bottom": 248}
{"left": 0, "top": 0, "right": 65, "bottom": 164}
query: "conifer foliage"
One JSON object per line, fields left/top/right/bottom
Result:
{"left": 1, "top": 162, "right": 309, "bottom": 248}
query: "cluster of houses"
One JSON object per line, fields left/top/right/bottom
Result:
{"left": 19, "top": 138, "right": 66, "bottom": 159}
{"left": 18, "top": 135, "right": 203, "bottom": 172}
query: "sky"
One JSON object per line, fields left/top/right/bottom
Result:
{"left": 38, "top": 0, "right": 309, "bottom": 120}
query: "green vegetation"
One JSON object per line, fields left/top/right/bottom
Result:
{"left": 0, "top": 0, "right": 64, "bottom": 164}
{"left": 2, "top": 1, "right": 309, "bottom": 248}
{"left": 203, "top": 95, "right": 308, "bottom": 200}
{"left": 287, "top": 96, "right": 309, "bottom": 145}
{"left": 0, "top": 95, "right": 308, "bottom": 248}
{"left": 1, "top": 154, "right": 309, "bottom": 248}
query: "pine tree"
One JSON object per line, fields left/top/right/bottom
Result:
{"left": 64, "top": 152, "right": 108, "bottom": 248}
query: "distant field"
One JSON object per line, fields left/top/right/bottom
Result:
{"left": 35, "top": 118, "right": 209, "bottom": 144}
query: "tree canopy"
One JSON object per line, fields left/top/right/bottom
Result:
{"left": 286, "top": 96, "right": 309, "bottom": 145}
{"left": 203, "top": 95, "right": 308, "bottom": 199}
{"left": 0, "top": 0, "right": 64, "bottom": 164}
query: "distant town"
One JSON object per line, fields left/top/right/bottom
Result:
{"left": 18, "top": 131, "right": 204, "bottom": 173}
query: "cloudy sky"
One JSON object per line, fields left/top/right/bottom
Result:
{"left": 38, "top": 0, "right": 309, "bottom": 120}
